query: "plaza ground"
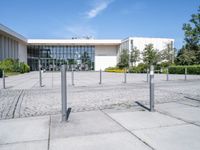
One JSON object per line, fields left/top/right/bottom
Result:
{"left": 0, "top": 71, "right": 200, "bottom": 150}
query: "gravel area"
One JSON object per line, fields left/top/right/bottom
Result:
{"left": 0, "top": 71, "right": 199, "bottom": 119}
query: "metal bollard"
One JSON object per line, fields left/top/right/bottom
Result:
{"left": 53, "top": 59, "right": 55, "bottom": 72}
{"left": 146, "top": 68, "right": 149, "bottom": 82}
{"left": 2, "top": 70, "right": 5, "bottom": 89}
{"left": 166, "top": 67, "right": 169, "bottom": 81}
{"left": 52, "top": 67, "right": 54, "bottom": 88}
{"left": 124, "top": 68, "right": 127, "bottom": 83}
{"left": 38, "top": 59, "right": 42, "bottom": 87}
{"left": 71, "top": 66, "right": 74, "bottom": 86}
{"left": 61, "top": 65, "right": 71, "bottom": 121}
{"left": 99, "top": 69, "right": 102, "bottom": 84}
{"left": 149, "top": 65, "right": 155, "bottom": 112}
{"left": 185, "top": 67, "right": 187, "bottom": 80}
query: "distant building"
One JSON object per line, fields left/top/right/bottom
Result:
{"left": 0, "top": 24, "right": 174, "bottom": 71}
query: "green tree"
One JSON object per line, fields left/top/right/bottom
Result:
{"left": 143, "top": 44, "right": 160, "bottom": 66}
{"left": 177, "top": 6, "right": 200, "bottom": 64}
{"left": 160, "top": 43, "right": 174, "bottom": 65}
{"left": 130, "top": 47, "right": 140, "bottom": 66}
{"left": 117, "top": 49, "right": 129, "bottom": 69}
{"left": 176, "top": 47, "right": 196, "bottom": 65}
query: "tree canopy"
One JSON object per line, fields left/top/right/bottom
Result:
{"left": 117, "top": 49, "right": 129, "bottom": 69}
{"left": 176, "top": 6, "right": 200, "bottom": 65}
{"left": 130, "top": 47, "right": 140, "bottom": 66}
{"left": 143, "top": 44, "right": 160, "bottom": 66}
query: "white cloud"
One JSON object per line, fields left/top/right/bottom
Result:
{"left": 86, "top": 0, "right": 113, "bottom": 19}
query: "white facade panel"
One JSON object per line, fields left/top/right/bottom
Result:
{"left": 95, "top": 56, "right": 117, "bottom": 71}
{"left": 18, "top": 42, "right": 27, "bottom": 63}
{"left": 131, "top": 37, "right": 174, "bottom": 52}
{"left": 95, "top": 45, "right": 118, "bottom": 71}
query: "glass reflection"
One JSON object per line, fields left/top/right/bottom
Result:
{"left": 27, "top": 45, "right": 95, "bottom": 71}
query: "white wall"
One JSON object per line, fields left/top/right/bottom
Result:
{"left": 18, "top": 42, "right": 27, "bottom": 63}
{"left": 131, "top": 37, "right": 174, "bottom": 52}
{"left": 95, "top": 45, "right": 118, "bottom": 71}
{"left": 120, "top": 37, "right": 174, "bottom": 65}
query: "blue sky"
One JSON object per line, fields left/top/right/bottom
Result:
{"left": 0, "top": 0, "right": 199, "bottom": 49}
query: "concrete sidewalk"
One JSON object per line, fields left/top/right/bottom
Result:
{"left": 0, "top": 101, "right": 200, "bottom": 150}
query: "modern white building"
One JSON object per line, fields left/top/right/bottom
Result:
{"left": 0, "top": 24, "right": 174, "bottom": 71}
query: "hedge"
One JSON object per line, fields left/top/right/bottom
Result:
{"left": 169, "top": 65, "right": 200, "bottom": 75}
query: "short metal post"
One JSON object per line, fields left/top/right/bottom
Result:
{"left": 166, "top": 67, "right": 169, "bottom": 81}
{"left": 52, "top": 65, "right": 54, "bottom": 88}
{"left": 150, "top": 65, "right": 155, "bottom": 112}
{"left": 61, "top": 65, "right": 71, "bottom": 121}
{"left": 146, "top": 68, "right": 149, "bottom": 82}
{"left": 2, "top": 70, "right": 5, "bottom": 89}
{"left": 71, "top": 65, "right": 74, "bottom": 86}
{"left": 53, "top": 59, "right": 55, "bottom": 72}
{"left": 38, "top": 59, "right": 42, "bottom": 87}
{"left": 124, "top": 68, "right": 127, "bottom": 83}
{"left": 99, "top": 69, "right": 102, "bottom": 84}
{"left": 61, "top": 65, "right": 67, "bottom": 121}
{"left": 185, "top": 67, "right": 187, "bottom": 80}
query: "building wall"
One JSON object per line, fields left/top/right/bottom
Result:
{"left": 18, "top": 42, "right": 27, "bottom": 63}
{"left": 120, "top": 37, "right": 174, "bottom": 65}
{"left": 0, "top": 33, "right": 19, "bottom": 61}
{"left": 130, "top": 37, "right": 174, "bottom": 51}
{"left": 95, "top": 45, "right": 118, "bottom": 71}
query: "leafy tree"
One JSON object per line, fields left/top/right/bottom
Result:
{"left": 130, "top": 47, "right": 140, "bottom": 66}
{"left": 117, "top": 49, "right": 129, "bottom": 69}
{"left": 143, "top": 44, "right": 160, "bottom": 66}
{"left": 177, "top": 6, "right": 200, "bottom": 64}
{"left": 175, "top": 47, "right": 196, "bottom": 65}
{"left": 160, "top": 43, "right": 174, "bottom": 65}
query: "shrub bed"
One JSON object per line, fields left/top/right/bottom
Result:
{"left": 169, "top": 65, "right": 200, "bottom": 75}
{"left": 129, "top": 63, "right": 149, "bottom": 73}
{"left": 105, "top": 67, "right": 125, "bottom": 73}
{"left": 0, "top": 58, "right": 30, "bottom": 75}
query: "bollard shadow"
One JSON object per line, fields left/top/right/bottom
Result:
{"left": 135, "top": 101, "right": 150, "bottom": 111}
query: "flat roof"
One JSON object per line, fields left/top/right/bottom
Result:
{"left": 122, "top": 37, "right": 174, "bottom": 42}
{"left": 27, "top": 39, "right": 122, "bottom": 45}
{"left": 0, "top": 24, "right": 27, "bottom": 43}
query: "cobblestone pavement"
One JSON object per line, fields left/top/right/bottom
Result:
{"left": 0, "top": 71, "right": 199, "bottom": 119}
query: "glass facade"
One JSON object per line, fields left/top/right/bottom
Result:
{"left": 27, "top": 45, "right": 95, "bottom": 71}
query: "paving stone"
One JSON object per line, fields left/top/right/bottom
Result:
{"left": 0, "top": 116, "right": 49, "bottom": 144}
{"left": 107, "top": 111, "right": 185, "bottom": 130}
{"left": 133, "top": 124, "right": 200, "bottom": 150}
{"left": 50, "top": 132, "right": 151, "bottom": 150}
{"left": 50, "top": 110, "right": 124, "bottom": 139}
{"left": 157, "top": 102, "right": 200, "bottom": 123}
{"left": 0, "top": 140, "right": 48, "bottom": 150}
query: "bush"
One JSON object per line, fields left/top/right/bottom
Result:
{"left": 19, "top": 62, "right": 30, "bottom": 73}
{"left": 129, "top": 63, "right": 147, "bottom": 73}
{"left": 169, "top": 65, "right": 200, "bottom": 75}
{"left": 105, "top": 67, "right": 125, "bottom": 73}
{"left": 0, "top": 58, "right": 30, "bottom": 74}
